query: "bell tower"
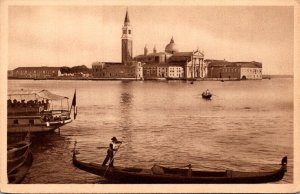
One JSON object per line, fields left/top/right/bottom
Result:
{"left": 121, "top": 9, "right": 133, "bottom": 65}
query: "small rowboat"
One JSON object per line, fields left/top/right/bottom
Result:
{"left": 202, "top": 92, "right": 212, "bottom": 99}
{"left": 72, "top": 151, "right": 287, "bottom": 184}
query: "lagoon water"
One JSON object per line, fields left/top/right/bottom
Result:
{"left": 8, "top": 78, "right": 293, "bottom": 183}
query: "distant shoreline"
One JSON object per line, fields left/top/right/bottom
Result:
{"left": 7, "top": 75, "right": 293, "bottom": 81}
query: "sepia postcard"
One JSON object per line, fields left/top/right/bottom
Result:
{"left": 0, "top": 0, "right": 299, "bottom": 193}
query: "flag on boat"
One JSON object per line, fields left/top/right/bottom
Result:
{"left": 72, "top": 89, "right": 77, "bottom": 120}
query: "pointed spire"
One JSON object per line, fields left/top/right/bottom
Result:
{"left": 144, "top": 44, "right": 148, "bottom": 56}
{"left": 124, "top": 8, "right": 130, "bottom": 23}
{"left": 170, "top": 36, "right": 174, "bottom": 43}
{"left": 153, "top": 45, "right": 157, "bottom": 53}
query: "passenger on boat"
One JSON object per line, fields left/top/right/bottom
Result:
{"left": 102, "top": 137, "right": 122, "bottom": 167}
{"left": 12, "top": 99, "right": 18, "bottom": 107}
{"left": 7, "top": 99, "right": 12, "bottom": 107}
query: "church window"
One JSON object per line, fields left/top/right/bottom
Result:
{"left": 129, "top": 30, "right": 131, "bottom": 34}
{"left": 123, "top": 30, "right": 126, "bottom": 34}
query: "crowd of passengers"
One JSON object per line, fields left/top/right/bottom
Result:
{"left": 7, "top": 99, "right": 50, "bottom": 110}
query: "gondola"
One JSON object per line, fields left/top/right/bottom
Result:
{"left": 7, "top": 135, "right": 33, "bottom": 183}
{"left": 8, "top": 152, "right": 33, "bottom": 183}
{"left": 72, "top": 151, "right": 287, "bottom": 184}
{"left": 202, "top": 92, "right": 212, "bottom": 99}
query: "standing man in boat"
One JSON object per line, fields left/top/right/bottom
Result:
{"left": 102, "top": 137, "right": 122, "bottom": 167}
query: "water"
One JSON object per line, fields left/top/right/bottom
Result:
{"left": 8, "top": 78, "right": 293, "bottom": 183}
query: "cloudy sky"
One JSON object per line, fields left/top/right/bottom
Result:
{"left": 8, "top": 5, "right": 293, "bottom": 74}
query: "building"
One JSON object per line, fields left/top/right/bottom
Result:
{"left": 206, "top": 60, "right": 240, "bottom": 79}
{"left": 92, "top": 61, "right": 143, "bottom": 79}
{"left": 143, "top": 63, "right": 184, "bottom": 79}
{"left": 134, "top": 37, "right": 206, "bottom": 79}
{"left": 8, "top": 70, "right": 14, "bottom": 78}
{"left": 233, "top": 62, "right": 262, "bottom": 80}
{"left": 11, "top": 67, "right": 61, "bottom": 79}
{"left": 206, "top": 60, "right": 262, "bottom": 80}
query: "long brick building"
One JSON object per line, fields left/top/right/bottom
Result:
{"left": 10, "top": 67, "right": 61, "bottom": 79}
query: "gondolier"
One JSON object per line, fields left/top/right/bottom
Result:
{"left": 102, "top": 137, "right": 122, "bottom": 167}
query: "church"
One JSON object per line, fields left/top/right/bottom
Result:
{"left": 92, "top": 9, "right": 207, "bottom": 80}
{"left": 134, "top": 37, "right": 207, "bottom": 79}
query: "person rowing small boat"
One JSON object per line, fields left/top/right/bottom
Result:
{"left": 102, "top": 137, "right": 122, "bottom": 168}
{"left": 202, "top": 89, "right": 212, "bottom": 99}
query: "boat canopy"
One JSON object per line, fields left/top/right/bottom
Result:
{"left": 8, "top": 89, "right": 68, "bottom": 101}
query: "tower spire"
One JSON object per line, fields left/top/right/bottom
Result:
{"left": 170, "top": 36, "right": 174, "bottom": 43}
{"left": 124, "top": 8, "right": 130, "bottom": 24}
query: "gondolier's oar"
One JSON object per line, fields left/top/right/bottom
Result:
{"left": 103, "top": 142, "right": 122, "bottom": 177}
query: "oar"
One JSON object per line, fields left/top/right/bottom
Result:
{"left": 96, "top": 146, "right": 107, "bottom": 150}
{"left": 103, "top": 142, "right": 123, "bottom": 177}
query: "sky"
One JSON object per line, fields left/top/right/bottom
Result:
{"left": 8, "top": 6, "right": 294, "bottom": 75}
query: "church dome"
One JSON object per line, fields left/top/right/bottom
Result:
{"left": 165, "top": 37, "right": 179, "bottom": 54}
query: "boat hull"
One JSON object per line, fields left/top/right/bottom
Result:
{"left": 72, "top": 153, "right": 287, "bottom": 184}
{"left": 8, "top": 152, "right": 33, "bottom": 184}
{"left": 8, "top": 118, "right": 72, "bottom": 133}
{"left": 202, "top": 93, "right": 212, "bottom": 99}
{"left": 7, "top": 139, "right": 33, "bottom": 184}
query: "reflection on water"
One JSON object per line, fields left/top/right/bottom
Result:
{"left": 7, "top": 78, "right": 293, "bottom": 184}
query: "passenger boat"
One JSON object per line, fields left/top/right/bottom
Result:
{"left": 72, "top": 150, "right": 287, "bottom": 183}
{"left": 202, "top": 92, "right": 212, "bottom": 99}
{"left": 7, "top": 135, "right": 33, "bottom": 183}
{"left": 7, "top": 89, "right": 75, "bottom": 133}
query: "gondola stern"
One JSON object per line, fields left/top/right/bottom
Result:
{"left": 281, "top": 156, "right": 288, "bottom": 172}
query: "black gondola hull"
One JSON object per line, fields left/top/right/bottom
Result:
{"left": 72, "top": 153, "right": 287, "bottom": 184}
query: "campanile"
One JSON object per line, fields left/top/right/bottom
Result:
{"left": 121, "top": 9, "right": 133, "bottom": 65}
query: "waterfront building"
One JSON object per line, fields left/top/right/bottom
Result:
{"left": 8, "top": 70, "right": 13, "bottom": 78}
{"left": 142, "top": 63, "right": 184, "bottom": 79}
{"left": 206, "top": 60, "right": 240, "bottom": 79}
{"left": 143, "top": 64, "right": 158, "bottom": 79}
{"left": 135, "top": 37, "right": 206, "bottom": 79}
{"left": 206, "top": 60, "right": 262, "bottom": 80}
{"left": 11, "top": 67, "right": 61, "bottom": 79}
{"left": 233, "top": 62, "right": 262, "bottom": 80}
{"left": 92, "top": 61, "right": 143, "bottom": 79}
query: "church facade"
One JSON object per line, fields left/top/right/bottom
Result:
{"left": 134, "top": 37, "right": 207, "bottom": 80}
